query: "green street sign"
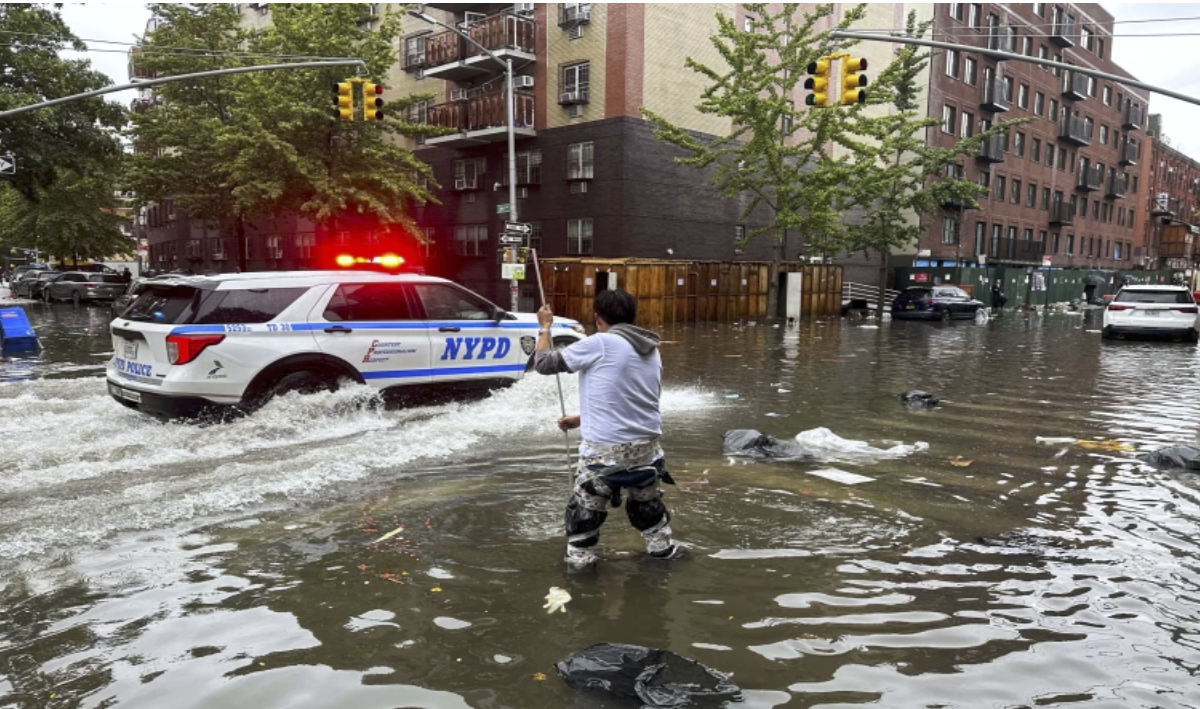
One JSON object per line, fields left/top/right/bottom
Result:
{"left": 496, "top": 203, "right": 511, "bottom": 214}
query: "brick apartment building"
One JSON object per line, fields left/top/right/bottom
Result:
{"left": 914, "top": 2, "right": 1151, "bottom": 273}
{"left": 1139, "top": 114, "right": 1200, "bottom": 270}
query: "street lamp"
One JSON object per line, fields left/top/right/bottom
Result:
{"left": 407, "top": 7, "right": 521, "bottom": 312}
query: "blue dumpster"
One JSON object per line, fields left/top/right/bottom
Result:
{"left": 0, "top": 307, "right": 40, "bottom": 351}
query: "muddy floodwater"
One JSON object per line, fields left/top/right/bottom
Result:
{"left": 2, "top": 300, "right": 1200, "bottom": 709}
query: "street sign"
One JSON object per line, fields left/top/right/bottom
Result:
{"left": 1042, "top": 255, "right": 1052, "bottom": 267}
{"left": 498, "top": 235, "right": 523, "bottom": 245}
{"left": 501, "top": 263, "right": 526, "bottom": 280}
{"left": 0, "top": 154, "right": 14, "bottom": 175}
{"left": 496, "top": 203, "right": 511, "bottom": 214}
{"left": 504, "top": 221, "right": 531, "bottom": 234}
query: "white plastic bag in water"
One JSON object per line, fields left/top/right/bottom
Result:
{"left": 794, "top": 427, "right": 929, "bottom": 464}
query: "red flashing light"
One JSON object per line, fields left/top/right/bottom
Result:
{"left": 371, "top": 83, "right": 383, "bottom": 95}
{"left": 166, "top": 333, "right": 226, "bottom": 365}
{"left": 334, "top": 253, "right": 405, "bottom": 269}
{"left": 336, "top": 254, "right": 356, "bottom": 268}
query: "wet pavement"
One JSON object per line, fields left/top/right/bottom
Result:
{"left": 2, "top": 298, "right": 1200, "bottom": 708}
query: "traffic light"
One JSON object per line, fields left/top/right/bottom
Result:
{"left": 804, "top": 56, "right": 831, "bottom": 107}
{"left": 363, "top": 82, "right": 384, "bottom": 120}
{"left": 840, "top": 56, "right": 868, "bottom": 105}
{"left": 332, "top": 81, "right": 354, "bottom": 121}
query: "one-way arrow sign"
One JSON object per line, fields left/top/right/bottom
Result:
{"left": 504, "top": 221, "right": 531, "bottom": 234}
{"left": 0, "top": 154, "right": 14, "bottom": 175}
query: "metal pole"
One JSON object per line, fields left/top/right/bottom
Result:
{"left": 828, "top": 30, "right": 1200, "bottom": 109}
{"left": 506, "top": 57, "right": 520, "bottom": 313}
{"left": 0, "top": 60, "right": 367, "bottom": 119}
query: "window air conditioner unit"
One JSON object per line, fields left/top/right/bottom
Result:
{"left": 463, "top": 11, "right": 486, "bottom": 26}
{"left": 560, "top": 91, "right": 580, "bottom": 104}
{"left": 514, "top": 75, "right": 535, "bottom": 89}
{"left": 271, "top": 248, "right": 283, "bottom": 259}
{"left": 450, "top": 88, "right": 470, "bottom": 101}
{"left": 455, "top": 176, "right": 477, "bottom": 190}
{"left": 211, "top": 251, "right": 226, "bottom": 261}
{"left": 515, "top": 3, "right": 535, "bottom": 15}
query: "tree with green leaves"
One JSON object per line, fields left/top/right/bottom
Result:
{"left": 840, "top": 12, "right": 1034, "bottom": 316}
{"left": 642, "top": 3, "right": 872, "bottom": 316}
{"left": 0, "top": 3, "right": 128, "bottom": 263}
{"left": 125, "top": 3, "right": 440, "bottom": 270}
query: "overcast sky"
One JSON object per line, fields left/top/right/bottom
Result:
{"left": 57, "top": 2, "right": 1200, "bottom": 157}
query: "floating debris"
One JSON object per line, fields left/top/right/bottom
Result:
{"left": 948, "top": 457, "right": 973, "bottom": 468}
{"left": 1077, "top": 440, "right": 1134, "bottom": 452}
{"left": 544, "top": 587, "right": 572, "bottom": 614}
{"left": 1036, "top": 436, "right": 1077, "bottom": 445}
{"left": 373, "top": 524, "right": 405, "bottom": 544}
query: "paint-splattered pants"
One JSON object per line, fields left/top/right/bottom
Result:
{"left": 565, "top": 439, "right": 675, "bottom": 555}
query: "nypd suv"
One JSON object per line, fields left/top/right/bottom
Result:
{"left": 106, "top": 271, "right": 587, "bottom": 418}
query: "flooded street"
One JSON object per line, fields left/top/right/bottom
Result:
{"left": 2, "top": 300, "right": 1200, "bottom": 708}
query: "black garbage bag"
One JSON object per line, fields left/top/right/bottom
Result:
{"left": 899, "top": 390, "right": 940, "bottom": 408}
{"left": 556, "top": 643, "right": 743, "bottom": 708}
{"left": 722, "top": 429, "right": 815, "bottom": 461}
{"left": 1137, "top": 444, "right": 1200, "bottom": 471}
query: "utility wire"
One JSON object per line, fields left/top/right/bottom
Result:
{"left": 0, "top": 29, "right": 350, "bottom": 62}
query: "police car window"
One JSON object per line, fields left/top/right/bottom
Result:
{"left": 323, "top": 284, "right": 413, "bottom": 322}
{"left": 413, "top": 284, "right": 493, "bottom": 320}
{"left": 192, "top": 287, "right": 308, "bottom": 324}
{"left": 124, "top": 285, "right": 202, "bottom": 323}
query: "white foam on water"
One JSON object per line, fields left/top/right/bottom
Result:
{"left": 0, "top": 374, "right": 718, "bottom": 560}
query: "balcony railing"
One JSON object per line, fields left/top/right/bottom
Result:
{"left": 1051, "top": 17, "right": 1076, "bottom": 47}
{"left": 1119, "top": 139, "right": 1139, "bottom": 166}
{"left": 424, "top": 11, "right": 536, "bottom": 68}
{"left": 1062, "top": 71, "right": 1089, "bottom": 101}
{"left": 977, "top": 134, "right": 1005, "bottom": 163}
{"left": 987, "top": 27, "right": 1015, "bottom": 53}
{"left": 1153, "top": 196, "right": 1183, "bottom": 217}
{"left": 980, "top": 77, "right": 1010, "bottom": 112}
{"left": 426, "top": 90, "right": 535, "bottom": 133}
{"left": 1076, "top": 165, "right": 1103, "bottom": 191}
{"left": 1123, "top": 104, "right": 1143, "bottom": 130}
{"left": 1050, "top": 200, "right": 1076, "bottom": 225}
{"left": 985, "top": 236, "right": 1046, "bottom": 262}
{"left": 1106, "top": 174, "right": 1128, "bottom": 199}
{"left": 1058, "top": 115, "right": 1092, "bottom": 146}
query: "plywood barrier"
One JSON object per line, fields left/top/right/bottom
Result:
{"left": 538, "top": 258, "right": 842, "bottom": 329}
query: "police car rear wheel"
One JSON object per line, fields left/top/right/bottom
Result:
{"left": 268, "top": 370, "right": 338, "bottom": 400}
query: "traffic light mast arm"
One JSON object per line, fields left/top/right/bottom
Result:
{"left": 0, "top": 59, "right": 367, "bottom": 120}
{"left": 828, "top": 30, "right": 1200, "bottom": 109}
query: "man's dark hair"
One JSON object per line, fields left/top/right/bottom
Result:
{"left": 594, "top": 289, "right": 637, "bottom": 326}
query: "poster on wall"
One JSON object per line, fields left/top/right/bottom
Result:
{"left": 912, "top": 273, "right": 930, "bottom": 283}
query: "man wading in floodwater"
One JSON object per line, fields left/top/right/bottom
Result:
{"left": 534, "top": 290, "right": 678, "bottom": 566}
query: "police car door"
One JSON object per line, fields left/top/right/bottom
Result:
{"left": 311, "top": 282, "right": 432, "bottom": 387}
{"left": 411, "top": 282, "right": 522, "bottom": 383}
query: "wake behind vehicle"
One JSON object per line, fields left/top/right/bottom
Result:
{"left": 44, "top": 272, "right": 126, "bottom": 304}
{"left": 891, "top": 286, "right": 983, "bottom": 321}
{"left": 106, "top": 270, "right": 587, "bottom": 419}
{"left": 1102, "top": 285, "right": 1199, "bottom": 342}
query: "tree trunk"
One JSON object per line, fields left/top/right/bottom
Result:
{"left": 875, "top": 249, "right": 888, "bottom": 319}
{"left": 766, "top": 232, "right": 783, "bottom": 320}
{"left": 235, "top": 217, "right": 247, "bottom": 273}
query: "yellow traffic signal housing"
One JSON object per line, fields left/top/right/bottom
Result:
{"left": 332, "top": 81, "right": 354, "bottom": 121}
{"left": 363, "top": 82, "right": 384, "bottom": 120}
{"left": 804, "top": 57, "right": 831, "bottom": 107}
{"left": 840, "top": 56, "right": 868, "bottom": 105}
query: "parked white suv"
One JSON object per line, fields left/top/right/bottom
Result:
{"left": 106, "top": 271, "right": 587, "bottom": 418}
{"left": 1102, "top": 285, "right": 1200, "bottom": 342}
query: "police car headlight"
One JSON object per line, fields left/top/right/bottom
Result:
{"left": 568, "top": 323, "right": 585, "bottom": 335}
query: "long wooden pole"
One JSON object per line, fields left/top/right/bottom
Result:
{"left": 531, "top": 250, "right": 574, "bottom": 484}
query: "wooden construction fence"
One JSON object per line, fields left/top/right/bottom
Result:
{"left": 537, "top": 258, "right": 842, "bottom": 330}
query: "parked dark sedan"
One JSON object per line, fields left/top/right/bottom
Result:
{"left": 892, "top": 286, "right": 984, "bottom": 321}
{"left": 14, "top": 271, "right": 60, "bottom": 300}
{"left": 44, "top": 272, "right": 126, "bottom": 304}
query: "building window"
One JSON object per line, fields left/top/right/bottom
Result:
{"left": 1096, "top": 38, "right": 1105, "bottom": 59}
{"left": 1052, "top": 54, "right": 1062, "bottom": 78}
{"left": 417, "top": 227, "right": 436, "bottom": 258}
{"left": 561, "top": 61, "right": 591, "bottom": 104}
{"left": 1079, "top": 197, "right": 1088, "bottom": 218}
{"left": 942, "top": 104, "right": 956, "bottom": 134}
{"left": 995, "top": 174, "right": 1006, "bottom": 201}
{"left": 1023, "top": 36, "right": 1033, "bottom": 57}
{"left": 1042, "top": 186, "right": 1051, "bottom": 210}
{"left": 1011, "top": 178, "right": 1022, "bottom": 205}
{"left": 968, "top": 3, "right": 981, "bottom": 29}
{"left": 1066, "top": 233, "right": 1075, "bottom": 255}
{"left": 1031, "top": 137, "right": 1041, "bottom": 163}
{"left": 974, "top": 222, "right": 986, "bottom": 253}
{"left": 942, "top": 216, "right": 958, "bottom": 245}
{"left": 1081, "top": 26, "right": 1092, "bottom": 51}
{"left": 1099, "top": 125, "right": 1109, "bottom": 145}
{"left": 949, "top": 2, "right": 964, "bottom": 21}
{"left": 1038, "top": 44, "right": 1048, "bottom": 69}
{"left": 946, "top": 49, "right": 960, "bottom": 79}
{"left": 1049, "top": 98, "right": 1059, "bottom": 122}
{"left": 1027, "top": 182, "right": 1037, "bottom": 207}
{"left": 567, "top": 218, "right": 593, "bottom": 255}
{"left": 1033, "top": 2, "right": 1045, "bottom": 17}
{"left": 1017, "top": 84, "right": 1029, "bottom": 110}
{"left": 1024, "top": 228, "right": 1034, "bottom": 244}
{"left": 743, "top": 15, "right": 754, "bottom": 32}
{"left": 567, "top": 141, "right": 594, "bottom": 180}
{"left": 1014, "top": 131, "right": 1025, "bottom": 158}
{"left": 1093, "top": 200, "right": 1100, "bottom": 220}
{"left": 1045, "top": 143, "right": 1055, "bottom": 167}
{"left": 452, "top": 157, "right": 485, "bottom": 190}
{"left": 960, "top": 111, "right": 973, "bottom": 138}
{"left": 978, "top": 170, "right": 991, "bottom": 189}
{"left": 1057, "top": 146, "right": 1067, "bottom": 171}
{"left": 1103, "top": 85, "right": 1112, "bottom": 106}
{"left": 1087, "top": 76, "right": 1097, "bottom": 97}
{"left": 1034, "top": 91, "right": 1044, "bottom": 116}
{"left": 453, "top": 225, "right": 488, "bottom": 257}
{"left": 527, "top": 222, "right": 542, "bottom": 254}
{"left": 964, "top": 56, "right": 978, "bottom": 86}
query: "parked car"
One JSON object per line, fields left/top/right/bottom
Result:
{"left": 11, "top": 270, "right": 47, "bottom": 298}
{"left": 44, "top": 272, "right": 127, "bottom": 305}
{"left": 13, "top": 270, "right": 59, "bottom": 300}
{"left": 1102, "top": 285, "right": 1199, "bottom": 342}
{"left": 891, "top": 286, "right": 984, "bottom": 321}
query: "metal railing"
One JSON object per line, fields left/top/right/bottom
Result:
{"left": 1058, "top": 114, "right": 1092, "bottom": 145}
{"left": 423, "top": 11, "right": 536, "bottom": 66}
{"left": 842, "top": 282, "right": 900, "bottom": 309}
{"left": 1062, "top": 71, "right": 1089, "bottom": 100}
{"left": 977, "top": 134, "right": 1005, "bottom": 162}
{"left": 426, "top": 90, "right": 535, "bottom": 132}
{"left": 980, "top": 76, "right": 1011, "bottom": 112}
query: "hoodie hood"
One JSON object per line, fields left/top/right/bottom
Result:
{"left": 608, "top": 323, "right": 660, "bottom": 356}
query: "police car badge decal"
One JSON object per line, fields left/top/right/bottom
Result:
{"left": 520, "top": 335, "right": 537, "bottom": 356}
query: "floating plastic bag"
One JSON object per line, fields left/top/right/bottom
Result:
{"left": 793, "top": 427, "right": 929, "bottom": 464}
{"left": 544, "top": 587, "right": 571, "bottom": 614}
{"left": 899, "top": 390, "right": 940, "bottom": 409}
{"left": 556, "top": 643, "right": 742, "bottom": 708}
{"left": 722, "top": 430, "right": 815, "bottom": 460}
{"left": 1137, "top": 444, "right": 1200, "bottom": 471}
